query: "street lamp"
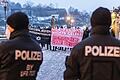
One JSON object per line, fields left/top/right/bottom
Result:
{"left": 65, "top": 15, "right": 75, "bottom": 28}
{"left": 70, "top": 19, "right": 75, "bottom": 26}
{"left": 1, "top": 0, "right": 8, "bottom": 30}
{"left": 3, "top": 0, "right": 8, "bottom": 30}
{"left": 66, "top": 16, "right": 71, "bottom": 21}
{"left": 4, "top": 1, "right": 8, "bottom": 20}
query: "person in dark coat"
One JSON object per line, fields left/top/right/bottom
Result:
{"left": 0, "top": 12, "right": 43, "bottom": 80}
{"left": 82, "top": 27, "right": 90, "bottom": 40}
{"left": 64, "top": 7, "right": 120, "bottom": 80}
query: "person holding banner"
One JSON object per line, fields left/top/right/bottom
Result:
{"left": 0, "top": 12, "right": 43, "bottom": 80}
{"left": 64, "top": 7, "right": 120, "bottom": 80}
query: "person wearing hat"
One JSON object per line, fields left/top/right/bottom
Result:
{"left": 64, "top": 7, "right": 120, "bottom": 80}
{"left": 0, "top": 12, "right": 43, "bottom": 80}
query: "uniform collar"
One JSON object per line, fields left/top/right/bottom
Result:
{"left": 10, "top": 29, "right": 30, "bottom": 39}
{"left": 91, "top": 25, "right": 110, "bottom": 35}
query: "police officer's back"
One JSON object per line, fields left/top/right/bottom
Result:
{"left": 0, "top": 12, "right": 43, "bottom": 80}
{"left": 64, "top": 7, "right": 120, "bottom": 80}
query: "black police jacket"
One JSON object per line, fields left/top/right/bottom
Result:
{"left": 64, "top": 26, "right": 120, "bottom": 80}
{"left": 0, "top": 30, "right": 43, "bottom": 80}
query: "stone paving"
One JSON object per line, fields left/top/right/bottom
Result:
{"left": 36, "top": 49, "right": 71, "bottom": 80}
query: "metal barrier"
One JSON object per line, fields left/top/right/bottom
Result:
{"left": 0, "top": 35, "right": 7, "bottom": 42}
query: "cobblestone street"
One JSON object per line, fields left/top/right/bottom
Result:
{"left": 36, "top": 49, "right": 70, "bottom": 80}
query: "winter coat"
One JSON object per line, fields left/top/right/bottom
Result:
{"left": 0, "top": 30, "right": 43, "bottom": 80}
{"left": 64, "top": 26, "right": 120, "bottom": 80}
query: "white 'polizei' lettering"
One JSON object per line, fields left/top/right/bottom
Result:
{"left": 92, "top": 46, "right": 99, "bottom": 56}
{"left": 85, "top": 46, "right": 91, "bottom": 56}
{"left": 85, "top": 46, "right": 120, "bottom": 57}
{"left": 113, "top": 47, "right": 120, "bottom": 57}
{"left": 15, "top": 50, "right": 42, "bottom": 61}
{"left": 107, "top": 47, "right": 114, "bottom": 57}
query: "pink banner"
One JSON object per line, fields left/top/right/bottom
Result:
{"left": 51, "top": 28, "right": 83, "bottom": 48}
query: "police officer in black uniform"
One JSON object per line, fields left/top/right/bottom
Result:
{"left": 0, "top": 12, "right": 43, "bottom": 80}
{"left": 64, "top": 7, "right": 120, "bottom": 80}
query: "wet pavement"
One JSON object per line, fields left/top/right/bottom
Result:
{"left": 36, "top": 48, "right": 70, "bottom": 80}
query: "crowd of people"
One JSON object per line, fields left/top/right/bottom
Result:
{"left": 0, "top": 6, "right": 120, "bottom": 80}
{"left": 29, "top": 23, "right": 91, "bottom": 51}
